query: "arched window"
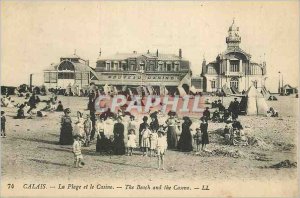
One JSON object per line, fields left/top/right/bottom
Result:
{"left": 174, "top": 61, "right": 180, "bottom": 71}
{"left": 166, "top": 61, "right": 172, "bottom": 71}
{"left": 253, "top": 80, "right": 258, "bottom": 88}
{"left": 230, "top": 77, "right": 239, "bottom": 89}
{"left": 121, "top": 61, "right": 127, "bottom": 71}
{"left": 139, "top": 61, "right": 145, "bottom": 71}
{"left": 105, "top": 61, "right": 111, "bottom": 70}
{"left": 158, "top": 61, "right": 164, "bottom": 71}
{"left": 58, "top": 61, "right": 75, "bottom": 71}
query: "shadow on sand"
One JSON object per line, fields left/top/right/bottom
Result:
{"left": 37, "top": 146, "right": 71, "bottom": 152}
{"left": 96, "top": 159, "right": 153, "bottom": 169}
{"left": 14, "top": 137, "right": 58, "bottom": 145}
{"left": 30, "top": 159, "right": 70, "bottom": 167}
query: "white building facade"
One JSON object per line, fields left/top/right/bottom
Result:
{"left": 202, "top": 20, "right": 267, "bottom": 93}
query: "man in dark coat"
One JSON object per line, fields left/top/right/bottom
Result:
{"left": 217, "top": 100, "right": 225, "bottom": 112}
{"left": 113, "top": 117, "right": 125, "bottom": 155}
{"left": 203, "top": 107, "right": 211, "bottom": 120}
{"left": 230, "top": 98, "right": 240, "bottom": 120}
{"left": 27, "top": 93, "right": 37, "bottom": 114}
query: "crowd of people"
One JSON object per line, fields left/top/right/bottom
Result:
{"left": 1, "top": 85, "right": 280, "bottom": 170}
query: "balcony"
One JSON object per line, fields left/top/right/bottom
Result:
{"left": 224, "top": 72, "right": 244, "bottom": 77}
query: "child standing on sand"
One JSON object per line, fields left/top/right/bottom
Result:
{"left": 141, "top": 124, "right": 151, "bottom": 156}
{"left": 73, "top": 135, "right": 84, "bottom": 168}
{"left": 156, "top": 128, "right": 168, "bottom": 170}
{"left": 1, "top": 111, "right": 6, "bottom": 138}
{"left": 193, "top": 128, "right": 201, "bottom": 152}
{"left": 127, "top": 129, "right": 136, "bottom": 156}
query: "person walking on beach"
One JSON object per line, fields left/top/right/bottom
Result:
{"left": 139, "top": 116, "right": 148, "bottom": 147}
{"left": 177, "top": 116, "right": 193, "bottom": 152}
{"left": 1, "top": 111, "right": 6, "bottom": 138}
{"left": 113, "top": 117, "right": 125, "bottom": 155}
{"left": 156, "top": 129, "right": 167, "bottom": 170}
{"left": 165, "top": 111, "right": 178, "bottom": 149}
{"left": 127, "top": 129, "right": 136, "bottom": 156}
{"left": 59, "top": 108, "right": 74, "bottom": 145}
{"left": 73, "top": 135, "right": 84, "bottom": 168}
{"left": 200, "top": 117, "right": 209, "bottom": 151}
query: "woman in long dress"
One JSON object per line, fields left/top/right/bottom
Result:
{"left": 178, "top": 116, "right": 193, "bottom": 152}
{"left": 59, "top": 108, "right": 74, "bottom": 145}
{"left": 165, "top": 111, "right": 178, "bottom": 150}
{"left": 113, "top": 117, "right": 125, "bottom": 155}
{"left": 200, "top": 117, "right": 209, "bottom": 151}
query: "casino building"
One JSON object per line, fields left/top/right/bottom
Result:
{"left": 201, "top": 20, "right": 267, "bottom": 93}
{"left": 43, "top": 20, "right": 266, "bottom": 95}
{"left": 95, "top": 49, "right": 193, "bottom": 94}
{"left": 43, "top": 54, "right": 99, "bottom": 90}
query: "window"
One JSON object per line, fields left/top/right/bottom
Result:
{"left": 158, "top": 61, "right": 163, "bottom": 71}
{"left": 253, "top": 80, "right": 258, "bottom": 88}
{"left": 122, "top": 62, "right": 128, "bottom": 71}
{"left": 166, "top": 62, "right": 172, "bottom": 71}
{"left": 211, "top": 81, "right": 216, "bottom": 89}
{"left": 174, "top": 62, "right": 180, "bottom": 71}
{"left": 230, "top": 77, "right": 239, "bottom": 89}
{"left": 113, "top": 62, "right": 119, "bottom": 71}
{"left": 207, "top": 67, "right": 216, "bottom": 74}
{"left": 58, "top": 61, "right": 75, "bottom": 71}
{"left": 44, "top": 72, "right": 50, "bottom": 83}
{"left": 58, "top": 72, "right": 74, "bottom": 79}
{"left": 106, "top": 62, "right": 111, "bottom": 70}
{"left": 50, "top": 72, "right": 57, "bottom": 83}
{"left": 139, "top": 61, "right": 145, "bottom": 71}
{"left": 230, "top": 60, "right": 240, "bottom": 72}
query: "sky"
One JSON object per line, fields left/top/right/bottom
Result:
{"left": 1, "top": 1, "right": 299, "bottom": 92}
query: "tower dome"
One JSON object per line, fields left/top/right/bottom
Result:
{"left": 226, "top": 19, "right": 241, "bottom": 48}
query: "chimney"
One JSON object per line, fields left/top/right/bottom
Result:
{"left": 156, "top": 49, "right": 159, "bottom": 57}
{"left": 133, "top": 51, "right": 137, "bottom": 54}
{"left": 179, "top": 48, "right": 182, "bottom": 59}
{"left": 99, "top": 48, "right": 102, "bottom": 57}
{"left": 85, "top": 60, "right": 89, "bottom": 66}
{"left": 147, "top": 50, "right": 150, "bottom": 54}
{"left": 201, "top": 58, "right": 207, "bottom": 76}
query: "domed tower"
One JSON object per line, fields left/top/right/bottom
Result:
{"left": 226, "top": 19, "right": 241, "bottom": 49}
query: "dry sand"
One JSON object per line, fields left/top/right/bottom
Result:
{"left": 1, "top": 95, "right": 298, "bottom": 184}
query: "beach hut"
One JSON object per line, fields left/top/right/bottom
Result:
{"left": 245, "top": 86, "right": 268, "bottom": 115}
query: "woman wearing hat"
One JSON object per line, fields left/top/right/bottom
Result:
{"left": 200, "top": 117, "right": 209, "bottom": 151}
{"left": 165, "top": 111, "right": 178, "bottom": 149}
{"left": 139, "top": 116, "right": 149, "bottom": 147}
{"left": 113, "top": 117, "right": 125, "bottom": 155}
{"left": 177, "top": 116, "right": 193, "bottom": 152}
{"left": 59, "top": 108, "right": 74, "bottom": 145}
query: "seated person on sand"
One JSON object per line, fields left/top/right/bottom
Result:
{"left": 231, "top": 121, "right": 248, "bottom": 146}
{"left": 223, "top": 124, "right": 233, "bottom": 144}
{"left": 37, "top": 111, "right": 47, "bottom": 117}
{"left": 223, "top": 109, "right": 233, "bottom": 123}
{"left": 217, "top": 100, "right": 225, "bottom": 112}
{"left": 15, "top": 104, "right": 26, "bottom": 119}
{"left": 211, "top": 100, "right": 218, "bottom": 108}
{"left": 211, "top": 109, "right": 221, "bottom": 122}
{"left": 56, "top": 101, "right": 64, "bottom": 112}
{"left": 203, "top": 107, "right": 211, "bottom": 120}
{"left": 205, "top": 99, "right": 211, "bottom": 104}
{"left": 1, "top": 97, "right": 14, "bottom": 108}
{"left": 41, "top": 101, "right": 52, "bottom": 111}
{"left": 267, "top": 107, "right": 278, "bottom": 117}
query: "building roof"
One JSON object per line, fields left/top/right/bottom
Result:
{"left": 97, "top": 52, "right": 186, "bottom": 61}
{"left": 283, "top": 84, "right": 297, "bottom": 90}
{"left": 220, "top": 47, "right": 251, "bottom": 59}
{"left": 44, "top": 60, "right": 99, "bottom": 80}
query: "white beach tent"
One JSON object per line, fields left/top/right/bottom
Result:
{"left": 246, "top": 86, "right": 269, "bottom": 115}
{"left": 177, "top": 86, "right": 187, "bottom": 97}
